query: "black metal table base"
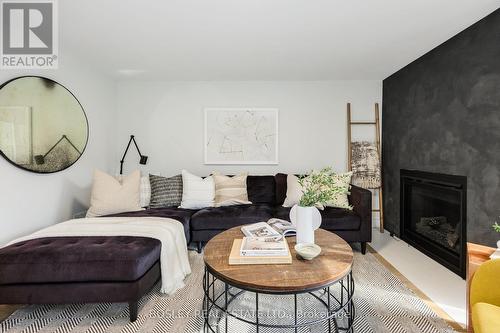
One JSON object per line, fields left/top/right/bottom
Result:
{"left": 203, "top": 268, "right": 355, "bottom": 333}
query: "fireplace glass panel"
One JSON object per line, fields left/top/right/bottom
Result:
{"left": 407, "top": 182, "right": 462, "bottom": 255}
{"left": 401, "top": 169, "right": 466, "bottom": 278}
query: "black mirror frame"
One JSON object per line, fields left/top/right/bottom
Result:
{"left": 0, "top": 75, "right": 89, "bottom": 174}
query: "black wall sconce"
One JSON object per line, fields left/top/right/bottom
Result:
{"left": 120, "top": 135, "right": 148, "bottom": 175}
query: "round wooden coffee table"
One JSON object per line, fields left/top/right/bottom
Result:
{"left": 203, "top": 227, "right": 355, "bottom": 333}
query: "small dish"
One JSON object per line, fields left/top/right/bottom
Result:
{"left": 294, "top": 243, "right": 321, "bottom": 260}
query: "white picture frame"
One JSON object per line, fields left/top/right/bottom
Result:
{"left": 0, "top": 106, "right": 32, "bottom": 165}
{"left": 204, "top": 108, "right": 279, "bottom": 165}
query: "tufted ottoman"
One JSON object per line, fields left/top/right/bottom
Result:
{"left": 0, "top": 236, "right": 161, "bottom": 321}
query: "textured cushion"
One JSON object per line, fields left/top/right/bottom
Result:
{"left": 149, "top": 174, "right": 183, "bottom": 208}
{"left": 87, "top": 169, "right": 142, "bottom": 217}
{"left": 274, "top": 206, "right": 361, "bottom": 231}
{"left": 106, "top": 207, "right": 196, "bottom": 243}
{"left": 190, "top": 204, "right": 274, "bottom": 230}
{"left": 180, "top": 170, "right": 215, "bottom": 209}
{"left": 247, "top": 175, "right": 276, "bottom": 204}
{"left": 140, "top": 175, "right": 151, "bottom": 208}
{"left": 283, "top": 174, "right": 303, "bottom": 207}
{"left": 0, "top": 236, "right": 160, "bottom": 284}
{"left": 275, "top": 173, "right": 288, "bottom": 205}
{"left": 472, "top": 302, "right": 500, "bottom": 333}
{"left": 213, "top": 172, "right": 251, "bottom": 207}
{"left": 325, "top": 172, "right": 353, "bottom": 209}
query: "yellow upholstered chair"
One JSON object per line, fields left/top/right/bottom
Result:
{"left": 470, "top": 259, "right": 500, "bottom": 333}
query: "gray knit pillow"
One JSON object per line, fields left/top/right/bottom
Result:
{"left": 149, "top": 174, "right": 183, "bottom": 208}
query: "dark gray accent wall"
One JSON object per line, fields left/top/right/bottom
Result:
{"left": 382, "top": 8, "right": 500, "bottom": 247}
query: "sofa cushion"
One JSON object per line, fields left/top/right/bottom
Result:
{"left": 148, "top": 174, "right": 183, "bottom": 208}
{"left": 274, "top": 206, "right": 361, "bottom": 231}
{"left": 179, "top": 170, "right": 215, "bottom": 209}
{"left": 283, "top": 174, "right": 303, "bottom": 207}
{"left": 325, "top": 171, "right": 353, "bottom": 209}
{"left": 0, "top": 236, "right": 160, "bottom": 285}
{"left": 140, "top": 175, "right": 151, "bottom": 207}
{"left": 87, "top": 169, "right": 142, "bottom": 217}
{"left": 247, "top": 175, "right": 276, "bottom": 204}
{"left": 191, "top": 204, "right": 274, "bottom": 230}
{"left": 213, "top": 172, "right": 251, "bottom": 206}
{"left": 107, "top": 207, "right": 195, "bottom": 243}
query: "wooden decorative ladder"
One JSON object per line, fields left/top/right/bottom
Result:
{"left": 347, "top": 102, "right": 384, "bottom": 233}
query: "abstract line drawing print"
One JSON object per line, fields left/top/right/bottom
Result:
{"left": 204, "top": 108, "right": 278, "bottom": 164}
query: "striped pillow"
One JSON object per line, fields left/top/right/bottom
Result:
{"left": 149, "top": 174, "right": 183, "bottom": 208}
{"left": 213, "top": 172, "right": 252, "bottom": 207}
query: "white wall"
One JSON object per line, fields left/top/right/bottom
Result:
{"left": 115, "top": 81, "right": 382, "bottom": 177}
{"left": 0, "top": 52, "right": 116, "bottom": 245}
{"left": 115, "top": 80, "right": 383, "bottom": 226}
{"left": 0, "top": 77, "right": 382, "bottom": 245}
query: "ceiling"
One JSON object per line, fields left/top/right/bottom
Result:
{"left": 60, "top": 0, "right": 500, "bottom": 80}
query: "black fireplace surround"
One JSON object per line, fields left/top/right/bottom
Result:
{"left": 400, "top": 170, "right": 467, "bottom": 278}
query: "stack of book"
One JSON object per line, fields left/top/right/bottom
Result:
{"left": 229, "top": 237, "right": 292, "bottom": 265}
{"left": 229, "top": 221, "right": 295, "bottom": 265}
{"left": 241, "top": 237, "right": 288, "bottom": 256}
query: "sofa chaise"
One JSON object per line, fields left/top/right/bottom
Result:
{"left": 0, "top": 236, "right": 161, "bottom": 321}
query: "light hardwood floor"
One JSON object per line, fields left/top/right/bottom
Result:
{"left": 0, "top": 305, "right": 21, "bottom": 322}
{"left": 370, "top": 228, "right": 467, "bottom": 330}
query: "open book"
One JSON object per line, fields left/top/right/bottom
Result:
{"left": 241, "top": 218, "right": 296, "bottom": 239}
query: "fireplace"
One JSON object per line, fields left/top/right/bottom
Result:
{"left": 400, "top": 169, "right": 467, "bottom": 278}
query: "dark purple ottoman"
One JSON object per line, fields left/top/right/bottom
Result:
{"left": 0, "top": 236, "right": 162, "bottom": 321}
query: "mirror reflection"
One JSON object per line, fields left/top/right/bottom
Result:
{"left": 0, "top": 76, "right": 88, "bottom": 173}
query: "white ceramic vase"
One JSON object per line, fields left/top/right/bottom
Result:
{"left": 290, "top": 205, "right": 322, "bottom": 244}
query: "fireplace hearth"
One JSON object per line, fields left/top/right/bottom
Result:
{"left": 400, "top": 169, "right": 467, "bottom": 278}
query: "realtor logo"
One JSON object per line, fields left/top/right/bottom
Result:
{"left": 1, "top": 0, "right": 58, "bottom": 68}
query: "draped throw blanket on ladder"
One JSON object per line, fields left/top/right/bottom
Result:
{"left": 351, "top": 141, "right": 381, "bottom": 189}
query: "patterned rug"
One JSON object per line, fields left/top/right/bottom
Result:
{"left": 1, "top": 249, "right": 459, "bottom": 333}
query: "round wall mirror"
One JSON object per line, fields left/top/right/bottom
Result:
{"left": 0, "top": 76, "right": 88, "bottom": 173}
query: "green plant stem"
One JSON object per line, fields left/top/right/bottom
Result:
{"left": 297, "top": 167, "right": 349, "bottom": 208}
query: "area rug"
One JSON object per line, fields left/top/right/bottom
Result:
{"left": 1, "top": 249, "right": 460, "bottom": 333}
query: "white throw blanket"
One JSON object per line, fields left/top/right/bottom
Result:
{"left": 4, "top": 217, "right": 191, "bottom": 295}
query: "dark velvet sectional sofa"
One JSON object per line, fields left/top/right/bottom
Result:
{"left": 113, "top": 173, "right": 373, "bottom": 254}
{"left": 0, "top": 173, "right": 371, "bottom": 322}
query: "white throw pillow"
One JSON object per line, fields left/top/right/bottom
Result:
{"left": 87, "top": 169, "right": 142, "bottom": 217}
{"left": 140, "top": 175, "right": 151, "bottom": 208}
{"left": 283, "top": 174, "right": 303, "bottom": 207}
{"left": 179, "top": 170, "right": 215, "bottom": 209}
